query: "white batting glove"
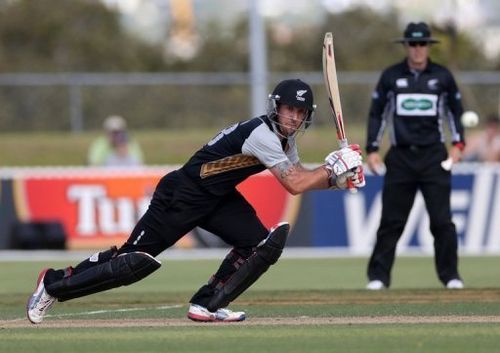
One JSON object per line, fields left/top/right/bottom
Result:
{"left": 324, "top": 145, "right": 363, "bottom": 176}
{"left": 350, "top": 166, "right": 366, "bottom": 188}
{"left": 330, "top": 166, "right": 366, "bottom": 190}
{"left": 331, "top": 171, "right": 354, "bottom": 189}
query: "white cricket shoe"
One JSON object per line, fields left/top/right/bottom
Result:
{"left": 187, "top": 304, "right": 246, "bottom": 322}
{"left": 446, "top": 279, "right": 464, "bottom": 289}
{"left": 26, "top": 269, "right": 56, "bottom": 324}
{"left": 366, "top": 280, "right": 386, "bottom": 290}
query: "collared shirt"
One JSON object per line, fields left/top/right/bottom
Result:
{"left": 366, "top": 59, "right": 465, "bottom": 153}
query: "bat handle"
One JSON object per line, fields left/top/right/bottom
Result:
{"left": 338, "top": 139, "right": 357, "bottom": 193}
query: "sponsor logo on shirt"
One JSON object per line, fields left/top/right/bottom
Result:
{"left": 427, "top": 78, "right": 439, "bottom": 90}
{"left": 396, "top": 93, "right": 438, "bottom": 116}
{"left": 396, "top": 78, "right": 408, "bottom": 88}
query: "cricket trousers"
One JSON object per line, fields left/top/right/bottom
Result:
{"left": 45, "top": 169, "right": 269, "bottom": 307}
{"left": 367, "top": 144, "right": 461, "bottom": 287}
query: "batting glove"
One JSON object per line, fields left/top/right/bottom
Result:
{"left": 324, "top": 144, "right": 363, "bottom": 176}
{"left": 331, "top": 166, "right": 365, "bottom": 190}
{"left": 350, "top": 165, "right": 366, "bottom": 188}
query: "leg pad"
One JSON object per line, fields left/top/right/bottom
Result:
{"left": 46, "top": 252, "right": 161, "bottom": 302}
{"left": 206, "top": 222, "right": 289, "bottom": 311}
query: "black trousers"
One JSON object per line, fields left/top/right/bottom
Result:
{"left": 119, "top": 169, "right": 268, "bottom": 256}
{"left": 119, "top": 170, "right": 269, "bottom": 307}
{"left": 367, "top": 144, "right": 461, "bottom": 287}
{"left": 47, "top": 170, "right": 269, "bottom": 308}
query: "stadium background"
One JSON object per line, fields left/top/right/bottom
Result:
{"left": 0, "top": 0, "right": 499, "bottom": 253}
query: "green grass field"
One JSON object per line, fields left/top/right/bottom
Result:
{"left": 1, "top": 256, "right": 499, "bottom": 353}
{"left": 0, "top": 125, "right": 377, "bottom": 166}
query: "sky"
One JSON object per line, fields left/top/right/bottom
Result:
{"left": 102, "top": 0, "right": 500, "bottom": 60}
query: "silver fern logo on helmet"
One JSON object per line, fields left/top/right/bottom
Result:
{"left": 296, "top": 90, "right": 307, "bottom": 101}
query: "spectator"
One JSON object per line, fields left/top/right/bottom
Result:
{"left": 88, "top": 115, "right": 144, "bottom": 167}
{"left": 462, "top": 114, "right": 500, "bottom": 162}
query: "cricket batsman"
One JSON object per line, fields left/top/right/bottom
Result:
{"left": 27, "top": 79, "right": 365, "bottom": 324}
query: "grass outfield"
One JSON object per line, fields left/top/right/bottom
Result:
{"left": 1, "top": 256, "right": 499, "bottom": 353}
{"left": 0, "top": 125, "right": 375, "bottom": 166}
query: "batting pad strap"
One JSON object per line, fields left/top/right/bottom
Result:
{"left": 206, "top": 222, "right": 289, "bottom": 311}
{"left": 46, "top": 252, "right": 161, "bottom": 302}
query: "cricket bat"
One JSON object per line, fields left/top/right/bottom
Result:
{"left": 322, "top": 32, "right": 356, "bottom": 191}
{"left": 322, "top": 32, "right": 348, "bottom": 149}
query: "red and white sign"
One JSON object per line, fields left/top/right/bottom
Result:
{"left": 13, "top": 168, "right": 297, "bottom": 249}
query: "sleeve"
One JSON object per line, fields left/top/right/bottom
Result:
{"left": 241, "top": 124, "right": 289, "bottom": 168}
{"left": 366, "top": 71, "right": 389, "bottom": 154}
{"left": 445, "top": 70, "right": 465, "bottom": 148}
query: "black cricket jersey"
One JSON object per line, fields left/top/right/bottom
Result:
{"left": 366, "top": 59, "right": 465, "bottom": 153}
{"left": 181, "top": 115, "right": 299, "bottom": 196}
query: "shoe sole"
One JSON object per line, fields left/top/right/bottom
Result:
{"left": 187, "top": 312, "right": 245, "bottom": 322}
{"left": 26, "top": 268, "right": 49, "bottom": 324}
{"left": 187, "top": 312, "right": 216, "bottom": 322}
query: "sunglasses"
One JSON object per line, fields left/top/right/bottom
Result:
{"left": 408, "top": 41, "right": 428, "bottom": 47}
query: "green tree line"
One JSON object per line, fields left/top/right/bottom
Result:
{"left": 0, "top": 0, "right": 496, "bottom": 133}
{"left": 0, "top": 0, "right": 494, "bottom": 72}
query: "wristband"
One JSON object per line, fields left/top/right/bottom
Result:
{"left": 453, "top": 142, "right": 465, "bottom": 151}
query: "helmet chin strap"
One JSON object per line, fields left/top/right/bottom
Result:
{"left": 266, "top": 95, "right": 308, "bottom": 139}
{"left": 267, "top": 101, "right": 287, "bottom": 139}
{"left": 271, "top": 119, "right": 288, "bottom": 140}
{"left": 272, "top": 113, "right": 306, "bottom": 139}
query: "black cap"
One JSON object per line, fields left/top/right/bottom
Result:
{"left": 271, "top": 79, "right": 314, "bottom": 111}
{"left": 394, "top": 22, "right": 440, "bottom": 44}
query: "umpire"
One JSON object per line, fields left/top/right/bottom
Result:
{"left": 365, "top": 22, "right": 465, "bottom": 290}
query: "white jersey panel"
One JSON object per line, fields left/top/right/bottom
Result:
{"left": 241, "top": 123, "right": 289, "bottom": 168}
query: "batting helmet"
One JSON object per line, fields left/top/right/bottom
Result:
{"left": 267, "top": 79, "right": 316, "bottom": 135}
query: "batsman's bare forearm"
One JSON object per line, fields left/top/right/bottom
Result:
{"left": 270, "top": 161, "right": 330, "bottom": 195}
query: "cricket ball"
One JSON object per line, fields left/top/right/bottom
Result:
{"left": 461, "top": 111, "right": 479, "bottom": 127}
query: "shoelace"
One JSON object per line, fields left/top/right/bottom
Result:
{"left": 35, "top": 292, "right": 54, "bottom": 313}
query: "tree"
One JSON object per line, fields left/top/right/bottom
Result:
{"left": 0, "top": 0, "right": 164, "bottom": 72}
{"left": 267, "top": 7, "right": 491, "bottom": 72}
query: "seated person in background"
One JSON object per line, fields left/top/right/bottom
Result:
{"left": 463, "top": 114, "right": 500, "bottom": 162}
{"left": 88, "top": 115, "right": 144, "bottom": 167}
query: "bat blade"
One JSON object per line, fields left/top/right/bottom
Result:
{"left": 322, "top": 32, "right": 347, "bottom": 148}
{"left": 322, "top": 32, "right": 357, "bottom": 192}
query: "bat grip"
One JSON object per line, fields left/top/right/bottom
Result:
{"left": 338, "top": 139, "right": 357, "bottom": 193}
